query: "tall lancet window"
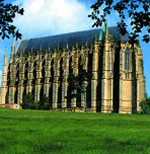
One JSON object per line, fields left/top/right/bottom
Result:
{"left": 124, "top": 48, "right": 130, "bottom": 71}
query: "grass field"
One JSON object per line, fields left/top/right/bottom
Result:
{"left": 0, "top": 109, "right": 150, "bottom": 154}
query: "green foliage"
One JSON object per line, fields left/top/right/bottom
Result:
{"left": 1, "top": 109, "right": 150, "bottom": 153}
{"left": 89, "top": 0, "right": 150, "bottom": 43}
{"left": 140, "top": 98, "right": 150, "bottom": 114}
{"left": 22, "top": 93, "right": 35, "bottom": 109}
{"left": 78, "top": 69, "right": 89, "bottom": 83}
{"left": 38, "top": 95, "right": 50, "bottom": 110}
{"left": 67, "top": 69, "right": 89, "bottom": 100}
{"left": 22, "top": 93, "right": 50, "bottom": 110}
{"left": 0, "top": 0, "right": 24, "bottom": 40}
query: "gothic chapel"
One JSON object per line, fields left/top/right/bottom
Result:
{"left": 0, "top": 26, "right": 146, "bottom": 113}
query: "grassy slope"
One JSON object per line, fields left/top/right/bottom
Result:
{"left": 0, "top": 109, "right": 150, "bottom": 154}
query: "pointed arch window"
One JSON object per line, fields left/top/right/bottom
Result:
{"left": 124, "top": 48, "right": 131, "bottom": 71}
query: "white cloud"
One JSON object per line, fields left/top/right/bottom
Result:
{"left": 0, "top": 0, "right": 92, "bottom": 86}
{"left": 14, "top": 0, "right": 92, "bottom": 39}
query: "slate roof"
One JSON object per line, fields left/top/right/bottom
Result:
{"left": 17, "top": 27, "right": 129, "bottom": 54}
{"left": 108, "top": 27, "right": 129, "bottom": 42}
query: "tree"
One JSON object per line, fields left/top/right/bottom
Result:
{"left": 89, "top": 0, "right": 150, "bottom": 44}
{"left": 140, "top": 97, "right": 150, "bottom": 114}
{"left": 0, "top": 0, "right": 24, "bottom": 40}
{"left": 67, "top": 68, "right": 89, "bottom": 102}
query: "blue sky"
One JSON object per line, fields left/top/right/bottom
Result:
{"left": 1, "top": 0, "right": 150, "bottom": 96}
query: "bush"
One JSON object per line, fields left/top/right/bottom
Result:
{"left": 22, "top": 93, "right": 50, "bottom": 110}
{"left": 22, "top": 93, "right": 35, "bottom": 109}
{"left": 38, "top": 95, "right": 50, "bottom": 110}
{"left": 140, "top": 98, "right": 150, "bottom": 114}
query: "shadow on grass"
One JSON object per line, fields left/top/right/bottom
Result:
{"left": 101, "top": 137, "right": 149, "bottom": 154}
{"left": 0, "top": 143, "right": 7, "bottom": 151}
{"left": 33, "top": 142, "right": 64, "bottom": 153}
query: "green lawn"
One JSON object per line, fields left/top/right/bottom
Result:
{"left": 0, "top": 109, "right": 150, "bottom": 154}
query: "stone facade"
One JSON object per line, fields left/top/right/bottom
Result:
{"left": 0, "top": 27, "right": 146, "bottom": 113}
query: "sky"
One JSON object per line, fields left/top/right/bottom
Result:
{"left": 0, "top": 0, "right": 150, "bottom": 96}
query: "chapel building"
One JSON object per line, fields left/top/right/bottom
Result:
{"left": 0, "top": 26, "right": 146, "bottom": 113}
